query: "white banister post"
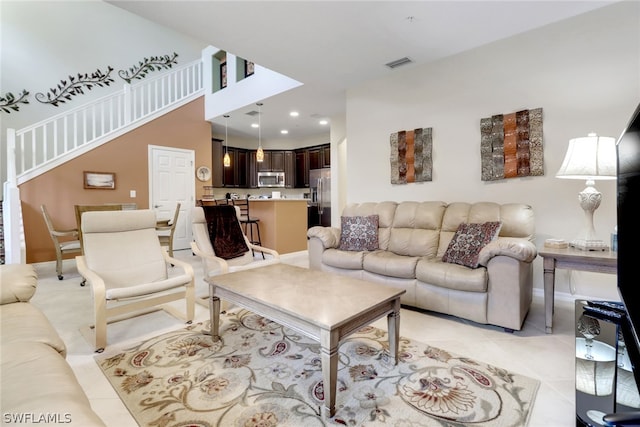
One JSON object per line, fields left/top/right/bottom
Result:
{"left": 123, "top": 83, "right": 133, "bottom": 124}
{"left": 7, "top": 128, "right": 16, "bottom": 184}
{"left": 3, "top": 127, "right": 25, "bottom": 264}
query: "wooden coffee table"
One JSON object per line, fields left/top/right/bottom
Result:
{"left": 205, "top": 263, "right": 405, "bottom": 417}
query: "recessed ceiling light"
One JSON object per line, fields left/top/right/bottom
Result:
{"left": 280, "top": 129, "right": 289, "bottom": 134}
{"left": 319, "top": 120, "right": 329, "bottom": 125}
{"left": 289, "top": 111, "right": 299, "bottom": 117}
{"left": 251, "top": 123, "right": 259, "bottom": 128}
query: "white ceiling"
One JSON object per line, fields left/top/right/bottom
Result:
{"left": 109, "top": 0, "right": 614, "bottom": 142}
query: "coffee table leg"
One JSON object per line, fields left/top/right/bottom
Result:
{"left": 320, "top": 329, "right": 339, "bottom": 417}
{"left": 388, "top": 299, "right": 401, "bottom": 364}
{"left": 208, "top": 282, "right": 221, "bottom": 341}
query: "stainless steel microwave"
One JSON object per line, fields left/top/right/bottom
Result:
{"left": 257, "top": 171, "right": 285, "bottom": 187}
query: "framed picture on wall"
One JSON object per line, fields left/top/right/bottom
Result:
{"left": 220, "top": 62, "right": 227, "bottom": 88}
{"left": 83, "top": 171, "right": 116, "bottom": 189}
{"left": 245, "top": 60, "right": 254, "bottom": 77}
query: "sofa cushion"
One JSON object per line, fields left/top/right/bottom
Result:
{"left": 1, "top": 341, "right": 107, "bottom": 426}
{"left": 339, "top": 215, "right": 379, "bottom": 251}
{"left": 0, "top": 302, "right": 67, "bottom": 356}
{"left": 416, "top": 259, "right": 488, "bottom": 292}
{"left": 388, "top": 201, "right": 446, "bottom": 257}
{"left": 363, "top": 251, "right": 420, "bottom": 279}
{"left": 0, "top": 264, "right": 37, "bottom": 305}
{"left": 342, "top": 202, "right": 397, "bottom": 250}
{"left": 322, "top": 248, "right": 366, "bottom": 270}
{"left": 442, "top": 221, "right": 502, "bottom": 268}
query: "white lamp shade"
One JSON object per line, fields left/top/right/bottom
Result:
{"left": 556, "top": 133, "right": 617, "bottom": 180}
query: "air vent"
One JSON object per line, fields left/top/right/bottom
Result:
{"left": 245, "top": 110, "right": 260, "bottom": 116}
{"left": 385, "top": 57, "right": 413, "bottom": 69}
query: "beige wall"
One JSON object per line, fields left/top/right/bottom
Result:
{"left": 345, "top": 2, "right": 639, "bottom": 299}
{"left": 22, "top": 97, "right": 211, "bottom": 264}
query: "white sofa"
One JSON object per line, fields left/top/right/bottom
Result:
{"left": 307, "top": 201, "right": 537, "bottom": 331}
{"left": 0, "top": 264, "right": 106, "bottom": 426}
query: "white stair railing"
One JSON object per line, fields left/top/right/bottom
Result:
{"left": 3, "top": 59, "right": 204, "bottom": 265}
{"left": 12, "top": 59, "right": 203, "bottom": 185}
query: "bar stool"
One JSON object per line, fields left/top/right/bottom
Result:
{"left": 232, "top": 199, "right": 264, "bottom": 258}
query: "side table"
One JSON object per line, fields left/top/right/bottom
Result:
{"left": 539, "top": 247, "right": 617, "bottom": 333}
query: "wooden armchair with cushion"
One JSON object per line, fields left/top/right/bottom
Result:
{"left": 41, "top": 205, "right": 81, "bottom": 280}
{"left": 156, "top": 203, "right": 181, "bottom": 258}
{"left": 76, "top": 209, "right": 195, "bottom": 352}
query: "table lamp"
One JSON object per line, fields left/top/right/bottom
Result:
{"left": 556, "top": 133, "right": 617, "bottom": 251}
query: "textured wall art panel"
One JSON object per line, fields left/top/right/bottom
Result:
{"left": 390, "top": 127, "right": 432, "bottom": 184}
{"left": 481, "top": 108, "right": 543, "bottom": 181}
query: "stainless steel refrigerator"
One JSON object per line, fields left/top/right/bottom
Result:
{"left": 308, "top": 168, "right": 331, "bottom": 227}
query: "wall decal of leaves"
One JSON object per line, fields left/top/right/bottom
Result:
{"left": 118, "top": 52, "right": 179, "bottom": 84}
{"left": 35, "top": 67, "right": 115, "bottom": 107}
{"left": 0, "top": 90, "right": 30, "bottom": 114}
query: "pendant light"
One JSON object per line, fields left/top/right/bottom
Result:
{"left": 256, "top": 102, "right": 264, "bottom": 162}
{"left": 223, "top": 115, "right": 231, "bottom": 167}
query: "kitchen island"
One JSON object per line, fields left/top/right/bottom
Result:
{"left": 248, "top": 199, "right": 308, "bottom": 254}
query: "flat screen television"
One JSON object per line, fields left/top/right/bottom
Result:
{"left": 616, "top": 102, "right": 640, "bottom": 388}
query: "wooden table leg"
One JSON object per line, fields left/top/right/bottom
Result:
{"left": 387, "top": 299, "right": 401, "bottom": 364}
{"left": 208, "top": 282, "right": 221, "bottom": 341}
{"left": 320, "top": 329, "right": 339, "bottom": 417}
{"left": 543, "top": 256, "right": 556, "bottom": 334}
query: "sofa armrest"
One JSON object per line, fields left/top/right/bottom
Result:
{"left": 0, "top": 264, "right": 38, "bottom": 305}
{"left": 307, "top": 226, "right": 341, "bottom": 249}
{"left": 477, "top": 239, "right": 537, "bottom": 266}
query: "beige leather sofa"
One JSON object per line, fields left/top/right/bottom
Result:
{"left": 307, "top": 201, "right": 537, "bottom": 331}
{"left": 0, "top": 264, "right": 106, "bottom": 426}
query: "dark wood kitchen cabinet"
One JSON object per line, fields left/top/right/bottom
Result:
{"left": 257, "top": 151, "right": 285, "bottom": 172}
{"left": 284, "top": 151, "right": 295, "bottom": 188}
{"left": 295, "top": 149, "right": 309, "bottom": 188}
{"left": 211, "top": 138, "right": 224, "bottom": 187}
{"left": 294, "top": 144, "right": 330, "bottom": 188}
{"left": 308, "top": 143, "right": 331, "bottom": 171}
{"left": 321, "top": 144, "right": 331, "bottom": 168}
{"left": 222, "top": 148, "right": 248, "bottom": 187}
{"left": 212, "top": 139, "right": 249, "bottom": 188}
{"left": 308, "top": 147, "right": 321, "bottom": 171}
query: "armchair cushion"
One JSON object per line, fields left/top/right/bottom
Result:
{"left": 105, "top": 274, "right": 194, "bottom": 300}
{"left": 442, "top": 221, "right": 502, "bottom": 268}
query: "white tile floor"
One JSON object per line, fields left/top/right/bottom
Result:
{"left": 29, "top": 249, "right": 577, "bottom": 426}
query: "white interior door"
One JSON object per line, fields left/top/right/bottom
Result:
{"left": 149, "top": 145, "right": 194, "bottom": 251}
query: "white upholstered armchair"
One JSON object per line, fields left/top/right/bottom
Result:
{"left": 76, "top": 209, "right": 195, "bottom": 352}
{"left": 191, "top": 206, "right": 280, "bottom": 277}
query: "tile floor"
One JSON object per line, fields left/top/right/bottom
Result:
{"left": 29, "top": 249, "right": 578, "bottom": 426}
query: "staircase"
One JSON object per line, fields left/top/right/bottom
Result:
{"left": 2, "top": 59, "right": 204, "bottom": 264}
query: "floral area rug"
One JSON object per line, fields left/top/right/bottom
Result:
{"left": 96, "top": 308, "right": 539, "bottom": 426}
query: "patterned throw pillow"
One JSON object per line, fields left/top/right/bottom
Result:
{"left": 339, "top": 215, "right": 380, "bottom": 251}
{"left": 442, "top": 221, "right": 502, "bottom": 268}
